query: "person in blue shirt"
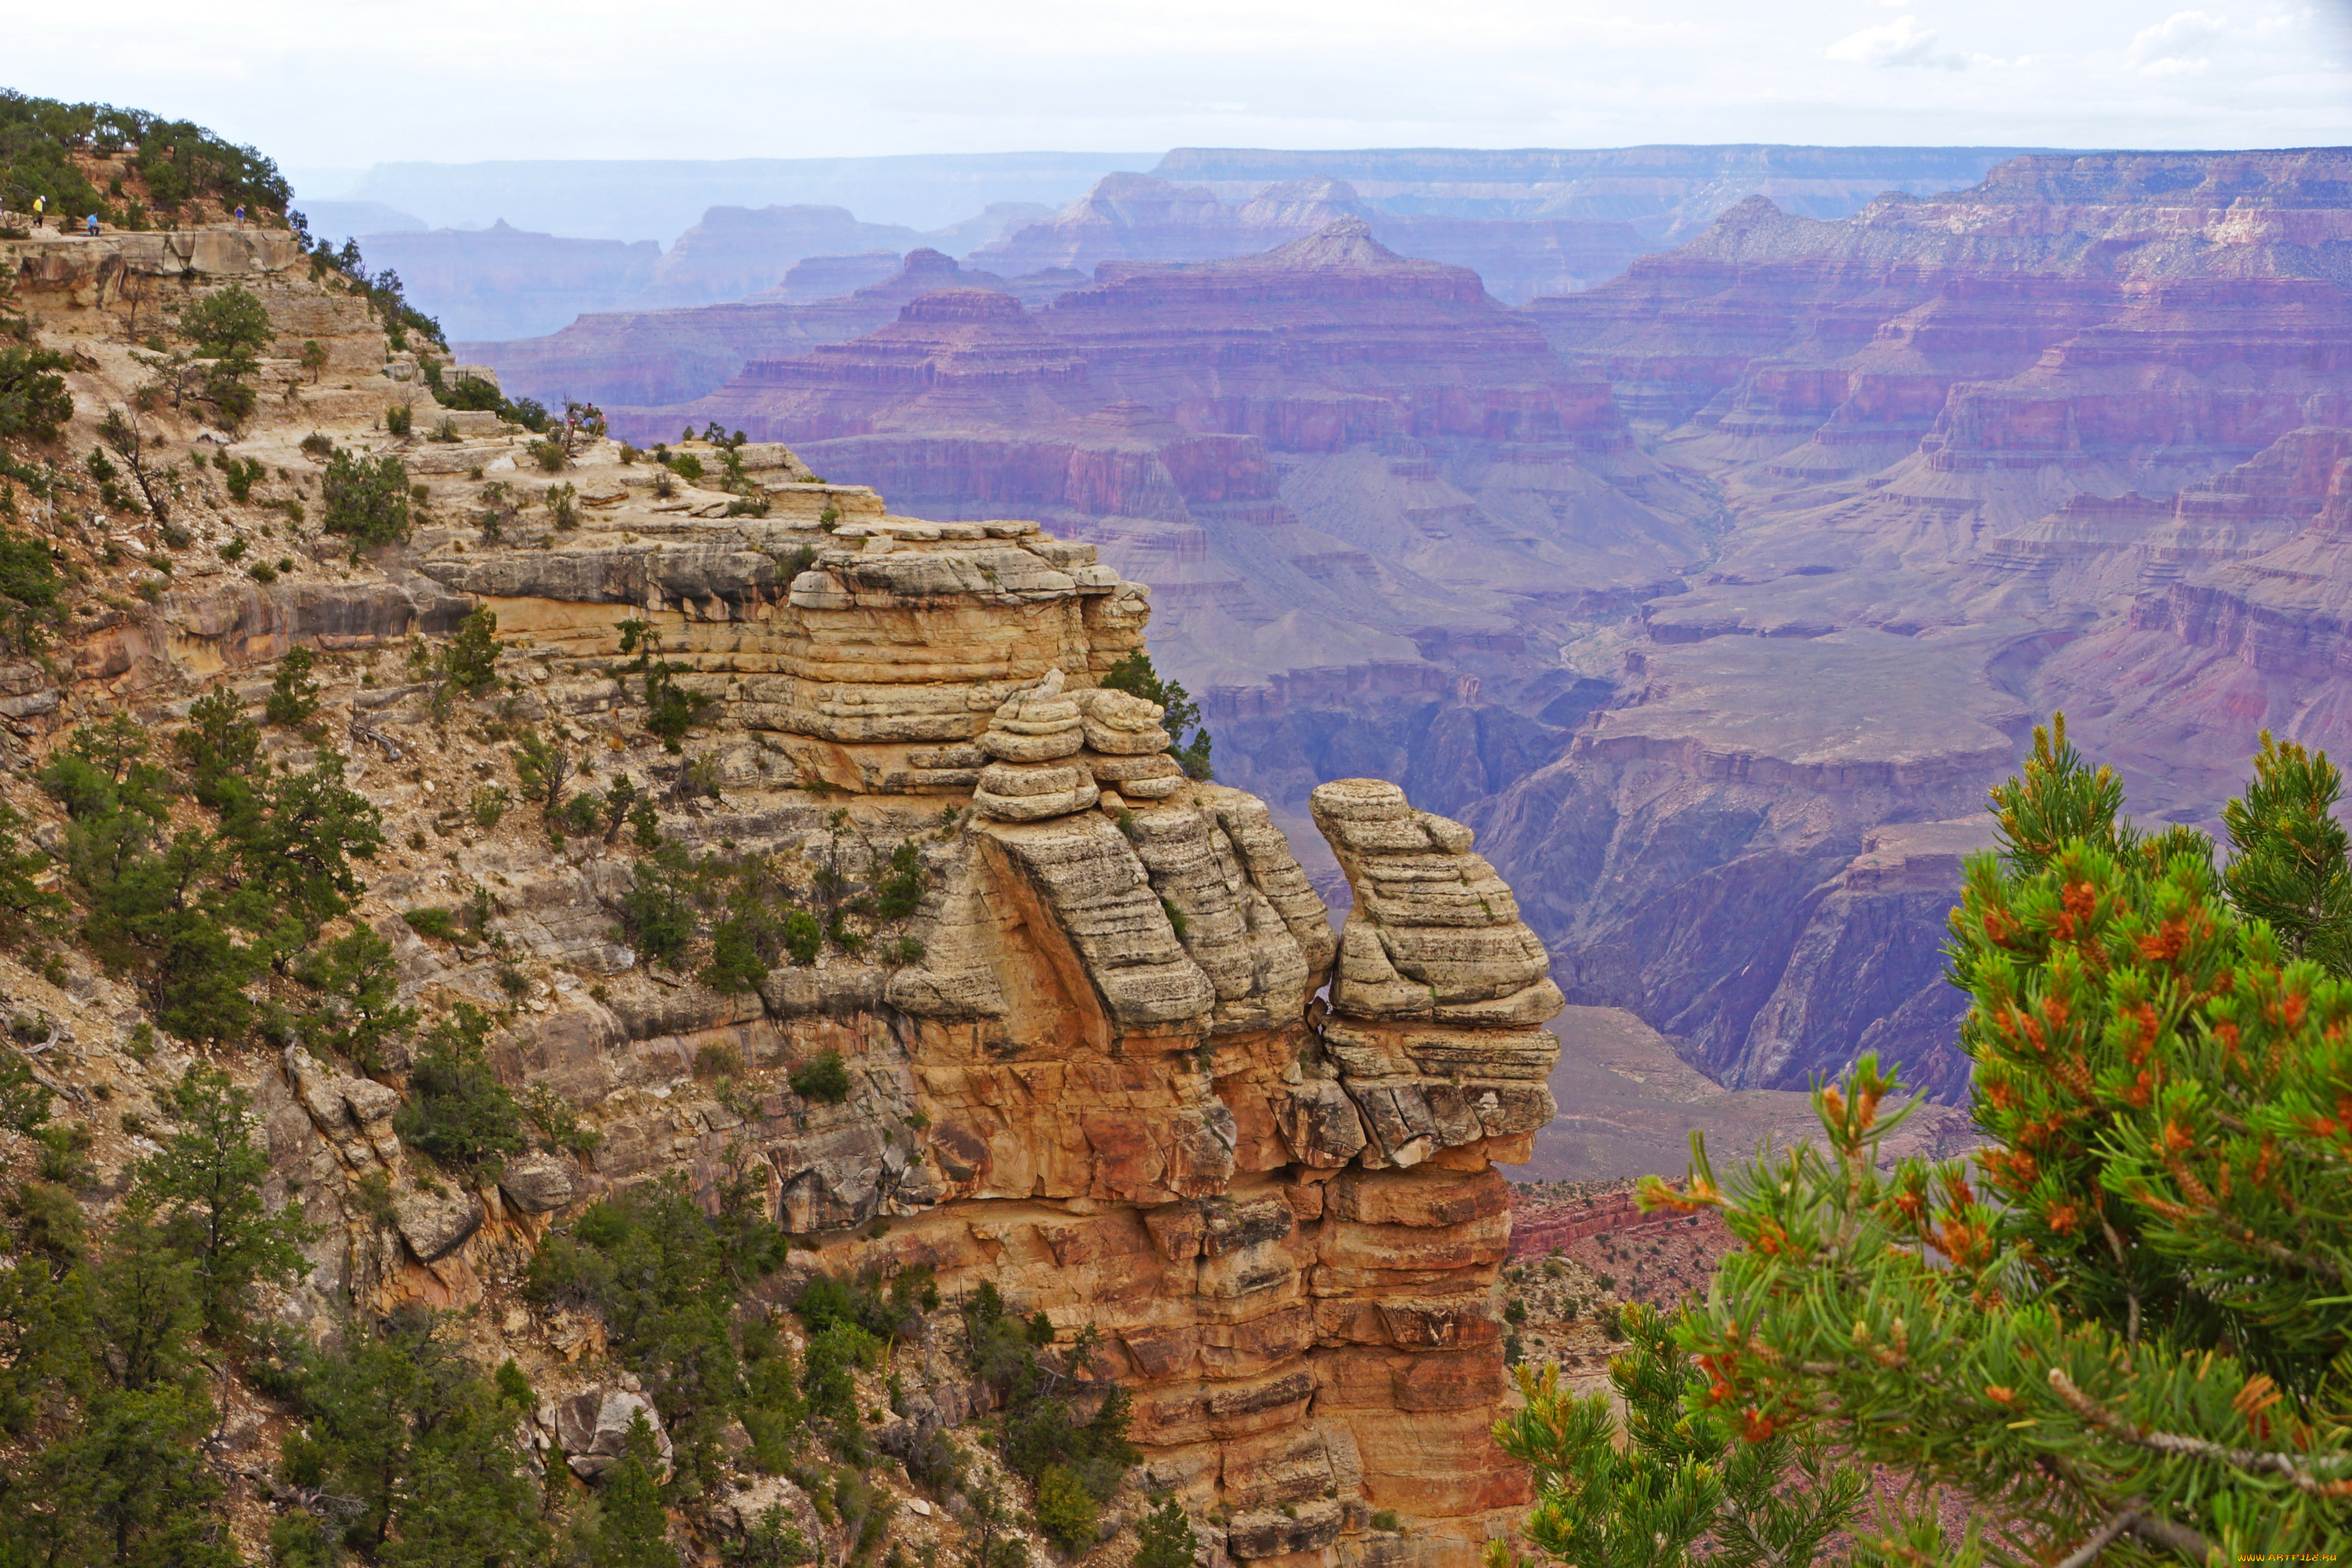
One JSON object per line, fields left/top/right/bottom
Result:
{"left": 85, "top": 214, "right": 99, "bottom": 237}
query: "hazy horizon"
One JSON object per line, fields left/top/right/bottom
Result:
{"left": 11, "top": 1, "right": 2347, "bottom": 178}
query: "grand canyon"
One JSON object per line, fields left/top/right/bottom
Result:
{"left": 2, "top": 51, "right": 2347, "bottom": 1568}
{"left": 452, "top": 145, "right": 2352, "bottom": 1108}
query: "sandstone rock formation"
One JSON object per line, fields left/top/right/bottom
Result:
{"left": 420, "top": 500, "right": 1565, "bottom": 1564}
{"left": 4, "top": 214, "right": 1568, "bottom": 1563}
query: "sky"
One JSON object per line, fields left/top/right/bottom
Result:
{"left": 10, "top": 0, "right": 2350, "bottom": 188}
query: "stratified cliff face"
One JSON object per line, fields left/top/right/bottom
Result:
{"left": 612, "top": 221, "right": 1711, "bottom": 821}
{"left": 971, "top": 174, "right": 1362, "bottom": 275}
{"left": 1473, "top": 148, "right": 2352, "bottom": 1099}
{"left": 1529, "top": 149, "right": 2352, "bottom": 497}
{"left": 465, "top": 250, "right": 1089, "bottom": 408}
{"left": 634, "top": 204, "right": 936, "bottom": 308}
{"left": 5, "top": 218, "right": 1563, "bottom": 1565}
{"left": 2024, "top": 423, "right": 2352, "bottom": 817}
{"left": 428, "top": 508, "right": 1561, "bottom": 1563}
{"left": 972, "top": 175, "right": 1650, "bottom": 305}
{"left": 1151, "top": 145, "right": 2047, "bottom": 242}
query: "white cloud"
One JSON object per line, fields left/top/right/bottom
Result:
{"left": 2126, "top": 9, "right": 2230, "bottom": 74}
{"left": 1825, "top": 15, "right": 1969, "bottom": 68}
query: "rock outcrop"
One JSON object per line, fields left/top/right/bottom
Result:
{"left": 413, "top": 499, "right": 1566, "bottom": 1566}
{"left": 3, "top": 212, "right": 1569, "bottom": 1566}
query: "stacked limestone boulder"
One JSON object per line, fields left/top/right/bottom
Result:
{"left": 972, "top": 668, "right": 1099, "bottom": 821}
{"left": 1076, "top": 687, "right": 1185, "bottom": 803}
{"left": 1308, "top": 779, "right": 1563, "bottom": 1168}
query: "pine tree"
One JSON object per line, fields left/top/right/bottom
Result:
{"left": 589, "top": 1413, "right": 678, "bottom": 1568}
{"left": 1132, "top": 1495, "right": 1201, "bottom": 1568}
{"left": 1100, "top": 652, "right": 1212, "bottom": 781}
{"left": 286, "top": 1308, "right": 548, "bottom": 1562}
{"left": 296, "top": 924, "right": 417, "bottom": 1072}
{"left": 392, "top": 1003, "right": 524, "bottom": 1176}
{"left": 125, "top": 1063, "right": 310, "bottom": 1334}
{"left": 1576, "top": 717, "right": 2352, "bottom": 1563}
{"left": 2222, "top": 730, "right": 2352, "bottom": 974}
{"left": 1488, "top": 1305, "right": 1862, "bottom": 1568}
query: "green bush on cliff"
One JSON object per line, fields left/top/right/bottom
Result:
{"left": 1498, "top": 717, "right": 2352, "bottom": 1564}
{"left": 181, "top": 284, "right": 270, "bottom": 422}
{"left": 0, "top": 1044, "right": 308, "bottom": 1566}
{"left": 1132, "top": 1497, "right": 1203, "bottom": 1568}
{"left": 528, "top": 1175, "right": 797, "bottom": 1489}
{"left": 321, "top": 447, "right": 412, "bottom": 554}
{"left": 42, "top": 696, "right": 381, "bottom": 1040}
{"left": 2, "top": 93, "right": 289, "bottom": 229}
{"left": 125, "top": 1063, "right": 312, "bottom": 1337}
{"left": 0, "top": 343, "right": 74, "bottom": 446}
{"left": 787, "top": 1048, "right": 852, "bottom": 1104}
{"left": 1101, "top": 651, "right": 1212, "bottom": 781}
{"left": 278, "top": 1306, "right": 546, "bottom": 1562}
{"left": 958, "top": 1285, "right": 1138, "bottom": 1523}
{"left": 296, "top": 923, "right": 417, "bottom": 1073}
{"left": 391, "top": 1002, "right": 524, "bottom": 1176}
{"left": 1034, "top": 1465, "right": 1100, "bottom": 1554}
{"left": 0, "top": 530, "right": 60, "bottom": 653}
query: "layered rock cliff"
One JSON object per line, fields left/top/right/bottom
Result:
{"left": 1148, "top": 145, "right": 2047, "bottom": 243}
{"left": 613, "top": 220, "right": 1711, "bottom": 808}
{"left": 2, "top": 220, "right": 1562, "bottom": 1567}
{"left": 466, "top": 250, "right": 1088, "bottom": 409}
{"left": 970, "top": 175, "right": 1650, "bottom": 306}
{"left": 1473, "top": 148, "right": 2352, "bottom": 1098}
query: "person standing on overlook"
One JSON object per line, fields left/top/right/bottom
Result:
{"left": 31, "top": 194, "right": 44, "bottom": 228}
{"left": 84, "top": 213, "right": 98, "bottom": 237}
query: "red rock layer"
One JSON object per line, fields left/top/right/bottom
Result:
{"left": 465, "top": 250, "right": 1067, "bottom": 409}
{"left": 1531, "top": 149, "right": 2352, "bottom": 499}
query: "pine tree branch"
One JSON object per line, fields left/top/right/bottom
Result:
{"left": 2052, "top": 1502, "right": 2141, "bottom": 1568}
{"left": 2120, "top": 1513, "right": 2216, "bottom": 1561}
{"left": 2048, "top": 1367, "right": 2352, "bottom": 1494}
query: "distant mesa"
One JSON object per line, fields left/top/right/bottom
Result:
{"left": 295, "top": 198, "right": 428, "bottom": 237}
{"left": 456, "top": 249, "right": 1061, "bottom": 410}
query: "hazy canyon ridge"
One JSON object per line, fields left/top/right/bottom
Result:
{"left": 322, "top": 144, "right": 2038, "bottom": 341}
{"left": 450, "top": 143, "right": 2352, "bottom": 1109}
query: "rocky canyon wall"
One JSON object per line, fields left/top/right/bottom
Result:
{"left": 3, "top": 219, "right": 1567, "bottom": 1566}
{"left": 465, "top": 145, "right": 2352, "bottom": 1114}
{"left": 1474, "top": 146, "right": 2352, "bottom": 1098}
